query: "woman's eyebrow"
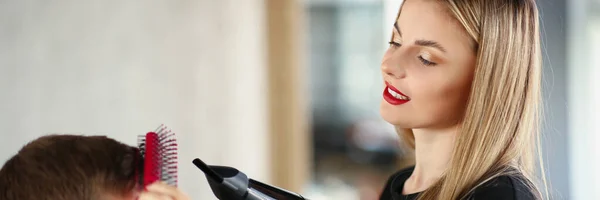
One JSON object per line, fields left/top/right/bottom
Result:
{"left": 394, "top": 22, "right": 447, "bottom": 53}
{"left": 415, "top": 40, "right": 447, "bottom": 53}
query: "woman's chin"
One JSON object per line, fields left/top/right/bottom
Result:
{"left": 383, "top": 119, "right": 413, "bottom": 128}
{"left": 380, "top": 106, "right": 413, "bottom": 128}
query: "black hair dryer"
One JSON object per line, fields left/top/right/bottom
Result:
{"left": 193, "top": 158, "right": 308, "bottom": 200}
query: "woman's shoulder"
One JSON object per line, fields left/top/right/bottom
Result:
{"left": 466, "top": 174, "right": 538, "bottom": 200}
{"left": 380, "top": 166, "right": 538, "bottom": 200}
{"left": 380, "top": 166, "right": 415, "bottom": 200}
{"left": 383, "top": 165, "right": 414, "bottom": 188}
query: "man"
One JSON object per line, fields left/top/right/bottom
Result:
{"left": 0, "top": 134, "right": 189, "bottom": 200}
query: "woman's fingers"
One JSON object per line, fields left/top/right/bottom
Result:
{"left": 144, "top": 182, "right": 190, "bottom": 200}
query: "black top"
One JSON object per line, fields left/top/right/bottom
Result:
{"left": 379, "top": 166, "right": 536, "bottom": 200}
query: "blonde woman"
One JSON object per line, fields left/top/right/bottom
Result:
{"left": 378, "top": 0, "right": 544, "bottom": 199}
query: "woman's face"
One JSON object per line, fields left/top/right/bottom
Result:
{"left": 380, "top": 0, "right": 476, "bottom": 129}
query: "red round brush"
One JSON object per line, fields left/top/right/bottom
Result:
{"left": 138, "top": 124, "right": 178, "bottom": 188}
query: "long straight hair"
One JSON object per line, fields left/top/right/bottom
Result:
{"left": 395, "top": 0, "right": 546, "bottom": 199}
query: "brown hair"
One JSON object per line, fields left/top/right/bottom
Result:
{"left": 0, "top": 135, "right": 139, "bottom": 200}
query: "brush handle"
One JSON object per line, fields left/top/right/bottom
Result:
{"left": 143, "top": 132, "right": 160, "bottom": 186}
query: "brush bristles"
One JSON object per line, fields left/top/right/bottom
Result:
{"left": 138, "top": 124, "right": 178, "bottom": 187}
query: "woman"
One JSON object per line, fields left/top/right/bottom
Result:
{"left": 378, "top": 0, "right": 545, "bottom": 199}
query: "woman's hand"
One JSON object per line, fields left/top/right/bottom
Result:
{"left": 138, "top": 182, "right": 190, "bottom": 200}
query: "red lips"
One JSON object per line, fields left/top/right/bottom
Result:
{"left": 383, "top": 82, "right": 409, "bottom": 105}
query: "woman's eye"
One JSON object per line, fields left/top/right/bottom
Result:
{"left": 388, "top": 41, "right": 401, "bottom": 48}
{"left": 418, "top": 55, "right": 437, "bottom": 66}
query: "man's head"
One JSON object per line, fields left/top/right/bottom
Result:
{"left": 0, "top": 135, "right": 140, "bottom": 200}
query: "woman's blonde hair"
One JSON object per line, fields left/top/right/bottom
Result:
{"left": 396, "top": 0, "right": 546, "bottom": 199}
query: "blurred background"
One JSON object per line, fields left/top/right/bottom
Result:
{"left": 0, "top": 0, "right": 598, "bottom": 199}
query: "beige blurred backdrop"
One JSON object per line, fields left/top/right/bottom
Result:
{"left": 0, "top": 1, "right": 307, "bottom": 199}
{"left": 1, "top": 0, "right": 599, "bottom": 200}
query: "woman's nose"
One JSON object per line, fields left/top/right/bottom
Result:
{"left": 381, "top": 62, "right": 406, "bottom": 79}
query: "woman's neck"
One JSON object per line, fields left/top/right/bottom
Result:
{"left": 403, "top": 125, "right": 458, "bottom": 195}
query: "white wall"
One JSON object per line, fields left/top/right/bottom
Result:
{"left": 567, "top": 1, "right": 600, "bottom": 199}
{"left": 589, "top": 19, "right": 600, "bottom": 199}
{"left": 0, "top": 1, "right": 269, "bottom": 199}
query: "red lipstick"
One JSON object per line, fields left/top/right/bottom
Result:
{"left": 383, "top": 82, "right": 410, "bottom": 105}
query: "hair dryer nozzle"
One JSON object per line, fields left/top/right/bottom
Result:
{"left": 193, "top": 158, "right": 307, "bottom": 200}
{"left": 192, "top": 158, "right": 223, "bottom": 183}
